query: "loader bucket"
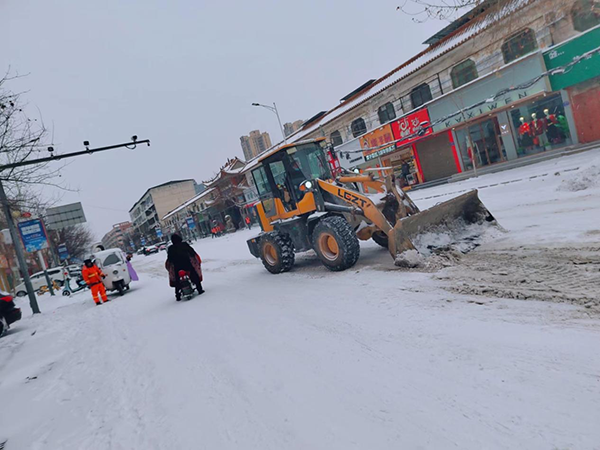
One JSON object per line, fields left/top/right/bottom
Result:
{"left": 388, "top": 190, "right": 497, "bottom": 265}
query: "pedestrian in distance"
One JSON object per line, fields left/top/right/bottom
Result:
{"left": 245, "top": 216, "right": 252, "bottom": 230}
{"left": 82, "top": 258, "right": 109, "bottom": 305}
{"left": 165, "top": 233, "right": 204, "bottom": 301}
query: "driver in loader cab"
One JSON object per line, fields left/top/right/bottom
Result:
{"left": 82, "top": 258, "right": 108, "bottom": 305}
{"left": 280, "top": 157, "right": 307, "bottom": 210}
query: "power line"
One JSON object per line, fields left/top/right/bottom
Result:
{"left": 336, "top": 44, "right": 600, "bottom": 156}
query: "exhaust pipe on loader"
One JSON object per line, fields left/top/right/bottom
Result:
{"left": 387, "top": 190, "right": 497, "bottom": 266}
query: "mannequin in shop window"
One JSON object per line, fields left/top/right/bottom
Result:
{"left": 544, "top": 108, "right": 561, "bottom": 145}
{"left": 518, "top": 116, "right": 533, "bottom": 153}
{"left": 530, "top": 113, "right": 548, "bottom": 150}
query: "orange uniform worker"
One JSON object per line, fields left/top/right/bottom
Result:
{"left": 82, "top": 258, "right": 108, "bottom": 305}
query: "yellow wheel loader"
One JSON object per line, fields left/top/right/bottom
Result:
{"left": 246, "top": 138, "right": 496, "bottom": 273}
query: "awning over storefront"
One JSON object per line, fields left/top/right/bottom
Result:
{"left": 428, "top": 53, "right": 550, "bottom": 133}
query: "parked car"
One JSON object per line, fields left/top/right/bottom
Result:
{"left": 144, "top": 245, "right": 159, "bottom": 255}
{"left": 158, "top": 243, "right": 167, "bottom": 251}
{"left": 14, "top": 267, "right": 66, "bottom": 297}
{"left": 0, "top": 290, "right": 21, "bottom": 337}
{"left": 65, "top": 264, "right": 82, "bottom": 278}
{"left": 136, "top": 248, "right": 145, "bottom": 255}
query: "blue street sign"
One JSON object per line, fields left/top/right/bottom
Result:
{"left": 186, "top": 217, "right": 196, "bottom": 229}
{"left": 18, "top": 219, "right": 49, "bottom": 253}
{"left": 57, "top": 243, "right": 69, "bottom": 261}
{"left": 156, "top": 228, "right": 163, "bottom": 238}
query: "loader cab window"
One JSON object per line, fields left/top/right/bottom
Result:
{"left": 252, "top": 166, "right": 271, "bottom": 197}
{"left": 287, "top": 143, "right": 331, "bottom": 181}
{"left": 269, "top": 159, "right": 297, "bottom": 211}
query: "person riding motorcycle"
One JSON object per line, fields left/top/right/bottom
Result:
{"left": 82, "top": 258, "right": 108, "bottom": 305}
{"left": 165, "top": 233, "right": 204, "bottom": 300}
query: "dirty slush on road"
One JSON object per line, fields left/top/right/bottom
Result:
{"left": 435, "top": 244, "right": 600, "bottom": 310}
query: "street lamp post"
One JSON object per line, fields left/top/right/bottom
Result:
{"left": 251, "top": 102, "right": 287, "bottom": 143}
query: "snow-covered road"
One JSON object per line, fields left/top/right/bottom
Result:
{"left": 1, "top": 149, "right": 600, "bottom": 449}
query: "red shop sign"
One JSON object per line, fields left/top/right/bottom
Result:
{"left": 391, "top": 109, "right": 432, "bottom": 147}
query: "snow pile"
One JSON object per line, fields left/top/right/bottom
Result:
{"left": 394, "top": 249, "right": 424, "bottom": 268}
{"left": 409, "top": 220, "right": 501, "bottom": 256}
{"left": 557, "top": 165, "right": 600, "bottom": 192}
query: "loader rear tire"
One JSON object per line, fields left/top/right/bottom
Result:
{"left": 312, "top": 216, "right": 360, "bottom": 271}
{"left": 259, "top": 232, "right": 295, "bottom": 274}
{"left": 372, "top": 231, "right": 389, "bottom": 248}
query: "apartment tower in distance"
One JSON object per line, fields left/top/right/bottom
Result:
{"left": 284, "top": 120, "right": 304, "bottom": 137}
{"left": 240, "top": 130, "right": 272, "bottom": 160}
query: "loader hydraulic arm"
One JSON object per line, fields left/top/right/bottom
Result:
{"left": 316, "top": 179, "right": 393, "bottom": 235}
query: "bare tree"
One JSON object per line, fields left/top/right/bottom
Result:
{"left": 397, "top": 0, "right": 496, "bottom": 22}
{"left": 0, "top": 72, "right": 63, "bottom": 203}
{"left": 48, "top": 225, "right": 94, "bottom": 260}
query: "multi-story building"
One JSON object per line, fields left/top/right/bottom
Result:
{"left": 282, "top": 0, "right": 600, "bottom": 185}
{"left": 284, "top": 120, "right": 304, "bottom": 137}
{"left": 101, "top": 222, "right": 133, "bottom": 251}
{"left": 129, "top": 180, "right": 198, "bottom": 241}
{"left": 240, "top": 130, "right": 272, "bottom": 160}
{"left": 163, "top": 158, "right": 250, "bottom": 237}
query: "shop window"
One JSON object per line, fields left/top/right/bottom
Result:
{"left": 410, "top": 84, "right": 433, "bottom": 109}
{"left": 501, "top": 29, "right": 537, "bottom": 64}
{"left": 351, "top": 118, "right": 367, "bottom": 138}
{"left": 330, "top": 130, "right": 343, "bottom": 146}
{"left": 451, "top": 59, "right": 478, "bottom": 89}
{"left": 571, "top": 0, "right": 600, "bottom": 31}
{"left": 510, "top": 93, "right": 572, "bottom": 157}
{"left": 377, "top": 102, "right": 396, "bottom": 124}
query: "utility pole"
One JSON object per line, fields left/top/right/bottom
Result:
{"left": 0, "top": 180, "right": 40, "bottom": 313}
{"left": 0, "top": 137, "right": 150, "bottom": 313}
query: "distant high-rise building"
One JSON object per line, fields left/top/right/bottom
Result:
{"left": 240, "top": 130, "right": 272, "bottom": 160}
{"left": 284, "top": 120, "right": 304, "bottom": 137}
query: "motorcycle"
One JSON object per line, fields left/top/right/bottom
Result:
{"left": 62, "top": 275, "right": 88, "bottom": 296}
{"left": 177, "top": 270, "right": 195, "bottom": 301}
{"left": 0, "top": 290, "right": 22, "bottom": 337}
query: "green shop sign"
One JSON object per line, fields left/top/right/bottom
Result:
{"left": 544, "top": 26, "right": 600, "bottom": 91}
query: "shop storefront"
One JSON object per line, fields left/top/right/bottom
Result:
{"left": 544, "top": 26, "right": 600, "bottom": 144}
{"left": 353, "top": 108, "right": 461, "bottom": 185}
{"left": 429, "top": 53, "right": 576, "bottom": 172}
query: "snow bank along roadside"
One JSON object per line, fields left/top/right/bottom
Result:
{"left": 409, "top": 148, "right": 600, "bottom": 309}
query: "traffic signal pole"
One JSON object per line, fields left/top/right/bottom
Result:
{"left": 0, "top": 138, "right": 150, "bottom": 314}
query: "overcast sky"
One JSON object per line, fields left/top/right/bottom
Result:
{"left": 2, "top": 0, "right": 445, "bottom": 238}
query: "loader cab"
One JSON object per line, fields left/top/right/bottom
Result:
{"left": 251, "top": 140, "right": 331, "bottom": 229}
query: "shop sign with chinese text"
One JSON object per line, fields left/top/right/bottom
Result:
{"left": 361, "top": 124, "right": 394, "bottom": 161}
{"left": 544, "top": 26, "right": 600, "bottom": 91}
{"left": 391, "top": 109, "right": 432, "bottom": 147}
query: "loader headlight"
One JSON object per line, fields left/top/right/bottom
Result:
{"left": 299, "top": 180, "right": 313, "bottom": 192}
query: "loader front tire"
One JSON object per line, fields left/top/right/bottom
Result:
{"left": 259, "top": 232, "right": 295, "bottom": 274}
{"left": 312, "top": 216, "right": 360, "bottom": 271}
{"left": 372, "top": 231, "right": 389, "bottom": 248}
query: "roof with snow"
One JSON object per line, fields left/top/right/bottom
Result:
{"left": 202, "top": 157, "right": 246, "bottom": 187}
{"left": 282, "top": 0, "right": 533, "bottom": 145}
